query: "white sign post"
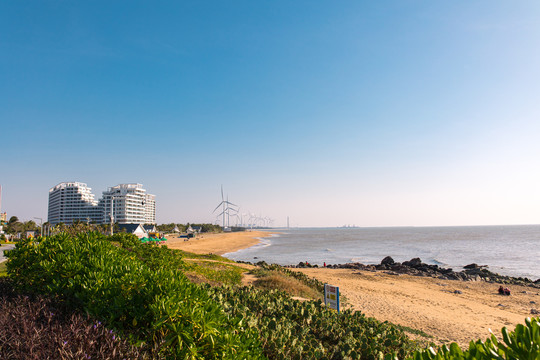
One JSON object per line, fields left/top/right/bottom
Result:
{"left": 324, "top": 284, "right": 340, "bottom": 313}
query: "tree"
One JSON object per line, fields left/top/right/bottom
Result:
{"left": 23, "top": 220, "right": 37, "bottom": 232}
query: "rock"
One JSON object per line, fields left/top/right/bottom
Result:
{"left": 381, "top": 256, "right": 395, "bottom": 266}
{"left": 454, "top": 290, "right": 462, "bottom": 294}
{"left": 531, "top": 309, "right": 539, "bottom": 315}
{"left": 403, "top": 257, "right": 422, "bottom": 267}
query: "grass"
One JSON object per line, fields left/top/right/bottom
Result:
{"left": 250, "top": 268, "right": 323, "bottom": 300}
{"left": 183, "top": 259, "right": 246, "bottom": 286}
{"left": 175, "top": 249, "right": 234, "bottom": 262}
{"left": 0, "top": 261, "right": 7, "bottom": 277}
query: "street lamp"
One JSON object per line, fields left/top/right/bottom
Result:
{"left": 109, "top": 190, "right": 121, "bottom": 235}
{"left": 33, "top": 217, "right": 43, "bottom": 237}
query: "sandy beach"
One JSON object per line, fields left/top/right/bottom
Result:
{"left": 294, "top": 268, "right": 539, "bottom": 346}
{"left": 164, "top": 231, "right": 539, "bottom": 347}
{"left": 164, "top": 230, "right": 272, "bottom": 255}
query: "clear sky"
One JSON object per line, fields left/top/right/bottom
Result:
{"left": 1, "top": 1, "right": 540, "bottom": 227}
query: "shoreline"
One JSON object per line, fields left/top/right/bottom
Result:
{"left": 163, "top": 231, "right": 539, "bottom": 346}
{"left": 164, "top": 230, "right": 273, "bottom": 255}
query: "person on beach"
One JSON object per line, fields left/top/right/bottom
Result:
{"left": 498, "top": 286, "right": 511, "bottom": 296}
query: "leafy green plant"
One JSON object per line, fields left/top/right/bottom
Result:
{"left": 0, "top": 278, "right": 153, "bottom": 359}
{"left": 6, "top": 232, "right": 264, "bottom": 359}
{"left": 208, "top": 285, "right": 417, "bottom": 359}
{"left": 410, "top": 317, "right": 540, "bottom": 360}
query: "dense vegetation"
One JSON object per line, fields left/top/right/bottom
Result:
{"left": 7, "top": 233, "right": 263, "bottom": 359}
{"left": 4, "top": 232, "right": 539, "bottom": 359}
{"left": 0, "top": 278, "right": 151, "bottom": 359}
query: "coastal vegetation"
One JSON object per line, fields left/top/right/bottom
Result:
{"left": 0, "top": 278, "right": 152, "bottom": 359}
{"left": 2, "top": 231, "right": 539, "bottom": 359}
{"left": 156, "top": 223, "right": 223, "bottom": 234}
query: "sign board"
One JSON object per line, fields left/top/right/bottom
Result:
{"left": 324, "top": 284, "right": 340, "bottom": 312}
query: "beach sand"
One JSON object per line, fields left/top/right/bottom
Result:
{"left": 164, "top": 231, "right": 539, "bottom": 347}
{"left": 294, "top": 267, "right": 539, "bottom": 346}
{"left": 164, "top": 230, "right": 271, "bottom": 255}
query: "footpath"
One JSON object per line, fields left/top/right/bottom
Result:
{"left": 0, "top": 244, "right": 15, "bottom": 263}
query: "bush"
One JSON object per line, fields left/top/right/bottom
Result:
{"left": 410, "top": 317, "right": 540, "bottom": 360}
{"left": 0, "top": 278, "right": 151, "bottom": 359}
{"left": 6, "top": 232, "right": 264, "bottom": 359}
{"left": 208, "top": 285, "right": 417, "bottom": 359}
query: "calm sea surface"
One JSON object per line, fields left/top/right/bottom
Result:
{"left": 224, "top": 226, "right": 540, "bottom": 280}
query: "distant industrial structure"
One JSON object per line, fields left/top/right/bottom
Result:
{"left": 47, "top": 182, "right": 156, "bottom": 225}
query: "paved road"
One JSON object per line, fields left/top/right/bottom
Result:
{"left": 0, "top": 244, "right": 15, "bottom": 263}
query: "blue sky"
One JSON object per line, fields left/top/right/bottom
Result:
{"left": 1, "top": 1, "right": 540, "bottom": 227}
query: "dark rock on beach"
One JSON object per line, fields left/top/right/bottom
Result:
{"left": 292, "top": 257, "right": 540, "bottom": 288}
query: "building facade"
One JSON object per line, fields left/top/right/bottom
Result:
{"left": 48, "top": 182, "right": 156, "bottom": 225}
{"left": 144, "top": 194, "right": 156, "bottom": 225}
{"left": 47, "top": 182, "right": 102, "bottom": 225}
{"left": 101, "top": 183, "right": 156, "bottom": 225}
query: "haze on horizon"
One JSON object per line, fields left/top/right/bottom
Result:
{"left": 1, "top": 2, "right": 539, "bottom": 228}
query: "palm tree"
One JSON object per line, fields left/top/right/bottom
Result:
{"left": 23, "top": 220, "right": 37, "bottom": 232}
{"left": 6, "top": 216, "right": 23, "bottom": 235}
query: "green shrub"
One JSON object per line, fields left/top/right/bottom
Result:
{"left": 6, "top": 232, "right": 264, "bottom": 359}
{"left": 208, "top": 285, "right": 417, "bottom": 359}
{"left": 410, "top": 317, "right": 540, "bottom": 360}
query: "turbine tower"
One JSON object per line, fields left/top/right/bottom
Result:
{"left": 213, "top": 185, "right": 238, "bottom": 230}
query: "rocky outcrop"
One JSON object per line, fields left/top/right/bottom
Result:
{"left": 292, "top": 258, "right": 540, "bottom": 288}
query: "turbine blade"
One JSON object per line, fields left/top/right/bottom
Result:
{"left": 213, "top": 202, "right": 224, "bottom": 213}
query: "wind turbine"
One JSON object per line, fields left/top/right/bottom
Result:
{"left": 213, "top": 185, "right": 238, "bottom": 229}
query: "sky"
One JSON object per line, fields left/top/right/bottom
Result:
{"left": 1, "top": 1, "right": 540, "bottom": 227}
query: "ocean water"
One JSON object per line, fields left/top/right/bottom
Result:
{"left": 224, "top": 225, "right": 540, "bottom": 280}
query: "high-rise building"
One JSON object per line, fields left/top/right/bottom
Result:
{"left": 145, "top": 194, "right": 156, "bottom": 224}
{"left": 101, "top": 183, "right": 156, "bottom": 224}
{"left": 48, "top": 182, "right": 102, "bottom": 225}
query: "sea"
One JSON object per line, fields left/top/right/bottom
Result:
{"left": 224, "top": 225, "right": 540, "bottom": 280}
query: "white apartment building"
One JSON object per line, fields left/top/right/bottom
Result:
{"left": 101, "top": 183, "right": 156, "bottom": 225}
{"left": 145, "top": 194, "right": 156, "bottom": 225}
{"left": 48, "top": 182, "right": 102, "bottom": 225}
